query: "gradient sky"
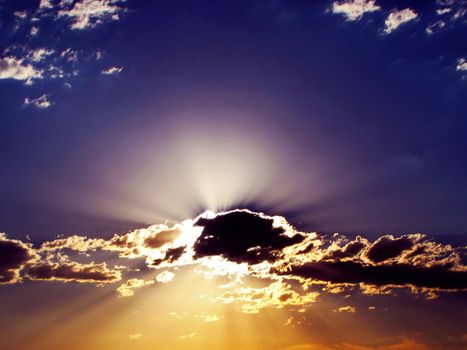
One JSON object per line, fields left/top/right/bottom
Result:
{"left": 0, "top": 1, "right": 466, "bottom": 350}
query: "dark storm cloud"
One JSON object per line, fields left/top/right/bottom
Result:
{"left": 25, "top": 261, "right": 121, "bottom": 283}
{"left": 0, "top": 234, "right": 37, "bottom": 284}
{"left": 287, "top": 260, "right": 467, "bottom": 290}
{"left": 193, "top": 210, "right": 304, "bottom": 264}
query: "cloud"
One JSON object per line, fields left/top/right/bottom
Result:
{"left": 101, "top": 66, "right": 123, "bottom": 75}
{"left": 425, "top": 20, "right": 445, "bottom": 35}
{"left": 0, "top": 234, "right": 38, "bottom": 284}
{"left": 365, "top": 235, "right": 415, "bottom": 263}
{"left": 24, "top": 94, "right": 53, "bottom": 109}
{"left": 58, "top": 0, "right": 126, "bottom": 30}
{"left": 39, "top": 0, "right": 54, "bottom": 10}
{"left": 4, "top": 210, "right": 466, "bottom": 310}
{"left": 280, "top": 338, "right": 432, "bottom": 350}
{"left": 150, "top": 246, "right": 185, "bottom": 266}
{"left": 331, "top": 0, "right": 380, "bottom": 21}
{"left": 286, "top": 260, "right": 466, "bottom": 291}
{"left": 155, "top": 270, "right": 175, "bottom": 283}
{"left": 193, "top": 210, "right": 304, "bottom": 264}
{"left": 334, "top": 305, "right": 356, "bottom": 313}
{"left": 28, "top": 48, "right": 55, "bottom": 62}
{"left": 30, "top": 26, "right": 39, "bottom": 36}
{"left": 143, "top": 227, "right": 182, "bottom": 249}
{"left": 457, "top": 58, "right": 467, "bottom": 71}
{"left": 25, "top": 261, "right": 121, "bottom": 283}
{"left": 40, "top": 234, "right": 106, "bottom": 252}
{"left": 117, "top": 278, "right": 154, "bottom": 297}
{"left": 128, "top": 333, "right": 143, "bottom": 340}
{"left": 195, "top": 314, "right": 220, "bottom": 322}
{"left": 384, "top": 8, "right": 418, "bottom": 34}
{"left": 14, "top": 11, "right": 28, "bottom": 19}
{"left": 220, "top": 280, "right": 319, "bottom": 314}
{"left": 325, "top": 236, "right": 368, "bottom": 260}
{"left": 0, "top": 56, "right": 43, "bottom": 82}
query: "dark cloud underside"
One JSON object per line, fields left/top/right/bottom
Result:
{"left": 287, "top": 260, "right": 467, "bottom": 290}
{"left": 194, "top": 211, "right": 304, "bottom": 264}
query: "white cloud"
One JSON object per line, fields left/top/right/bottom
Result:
{"left": 60, "top": 48, "right": 78, "bottom": 62}
{"left": 384, "top": 8, "right": 418, "bottom": 34}
{"left": 39, "top": 0, "right": 54, "bottom": 9}
{"left": 14, "top": 11, "right": 28, "bottom": 19}
{"left": 24, "top": 94, "right": 53, "bottom": 109}
{"left": 58, "top": 0, "right": 125, "bottom": 30}
{"left": 457, "top": 58, "right": 467, "bottom": 71}
{"left": 331, "top": 0, "right": 380, "bottom": 21}
{"left": 101, "top": 66, "right": 123, "bottom": 75}
{"left": 30, "top": 26, "right": 39, "bottom": 36}
{"left": 425, "top": 20, "right": 445, "bottom": 35}
{"left": 0, "top": 56, "right": 43, "bottom": 82}
{"left": 28, "top": 48, "right": 55, "bottom": 62}
{"left": 437, "top": 8, "right": 452, "bottom": 15}
{"left": 95, "top": 49, "right": 104, "bottom": 60}
{"left": 453, "top": 8, "right": 467, "bottom": 20}
{"left": 156, "top": 271, "right": 175, "bottom": 283}
{"left": 116, "top": 278, "right": 154, "bottom": 297}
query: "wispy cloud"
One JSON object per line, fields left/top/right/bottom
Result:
{"left": 24, "top": 94, "right": 53, "bottom": 108}
{"left": 101, "top": 66, "right": 123, "bottom": 75}
{"left": 58, "top": 0, "right": 126, "bottom": 30}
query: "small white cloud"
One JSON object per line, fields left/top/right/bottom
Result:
{"left": 436, "top": 8, "right": 452, "bottom": 15}
{"left": 60, "top": 48, "right": 78, "bottom": 62}
{"left": 384, "top": 8, "right": 418, "bottom": 34}
{"left": 14, "top": 11, "right": 28, "bottom": 19}
{"left": 58, "top": 0, "right": 126, "bottom": 30}
{"left": 28, "top": 48, "right": 55, "bottom": 62}
{"left": 48, "top": 65, "right": 66, "bottom": 79}
{"left": 331, "top": 0, "right": 380, "bottom": 21}
{"left": 116, "top": 278, "right": 154, "bottom": 297}
{"left": 453, "top": 8, "right": 467, "bottom": 20}
{"left": 24, "top": 94, "right": 53, "bottom": 109}
{"left": 456, "top": 58, "right": 467, "bottom": 72}
{"left": 101, "top": 66, "right": 123, "bottom": 75}
{"left": 425, "top": 20, "right": 445, "bottom": 35}
{"left": 0, "top": 56, "right": 43, "bottom": 82}
{"left": 156, "top": 271, "right": 174, "bottom": 284}
{"left": 95, "top": 49, "right": 104, "bottom": 60}
{"left": 30, "top": 26, "right": 39, "bottom": 36}
{"left": 334, "top": 305, "right": 356, "bottom": 313}
{"left": 39, "top": 0, "right": 54, "bottom": 9}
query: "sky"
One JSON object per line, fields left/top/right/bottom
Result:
{"left": 0, "top": 0, "right": 466, "bottom": 349}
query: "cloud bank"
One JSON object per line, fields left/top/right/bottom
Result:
{"left": 1, "top": 210, "right": 466, "bottom": 312}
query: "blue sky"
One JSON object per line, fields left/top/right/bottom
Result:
{"left": 1, "top": 0, "right": 466, "bottom": 242}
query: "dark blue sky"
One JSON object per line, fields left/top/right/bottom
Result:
{"left": 1, "top": 0, "right": 466, "bottom": 243}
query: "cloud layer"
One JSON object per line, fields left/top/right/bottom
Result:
{"left": 1, "top": 209, "right": 466, "bottom": 312}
